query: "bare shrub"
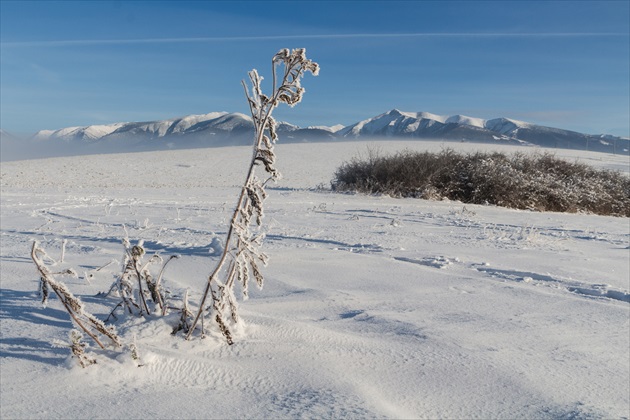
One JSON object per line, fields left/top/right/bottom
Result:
{"left": 332, "top": 149, "right": 629, "bottom": 217}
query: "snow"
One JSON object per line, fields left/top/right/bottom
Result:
{"left": 338, "top": 110, "right": 534, "bottom": 138}
{"left": 339, "top": 110, "right": 405, "bottom": 136}
{"left": 205, "top": 112, "right": 252, "bottom": 131}
{"left": 307, "top": 124, "right": 345, "bottom": 133}
{"left": 169, "top": 112, "right": 229, "bottom": 133}
{"left": 34, "top": 123, "right": 127, "bottom": 142}
{"left": 22, "top": 111, "right": 627, "bottom": 161}
{"left": 32, "top": 129, "right": 56, "bottom": 141}
{"left": 50, "top": 126, "right": 82, "bottom": 138}
{"left": 485, "top": 117, "right": 531, "bottom": 134}
{"left": 31, "top": 112, "right": 233, "bottom": 143}
{"left": 80, "top": 123, "right": 127, "bottom": 140}
{"left": 1, "top": 140, "right": 628, "bottom": 419}
{"left": 446, "top": 114, "right": 486, "bottom": 128}
{"left": 412, "top": 111, "right": 447, "bottom": 122}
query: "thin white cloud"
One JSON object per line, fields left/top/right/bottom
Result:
{"left": 2, "top": 32, "right": 626, "bottom": 47}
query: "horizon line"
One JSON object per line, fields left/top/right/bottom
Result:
{"left": 2, "top": 32, "right": 627, "bottom": 47}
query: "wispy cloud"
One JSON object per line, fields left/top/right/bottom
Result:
{"left": 2, "top": 32, "right": 626, "bottom": 47}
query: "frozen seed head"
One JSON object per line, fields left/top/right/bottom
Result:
{"left": 131, "top": 245, "right": 145, "bottom": 258}
{"left": 274, "top": 48, "right": 319, "bottom": 76}
{"left": 307, "top": 61, "right": 320, "bottom": 76}
{"left": 273, "top": 48, "right": 290, "bottom": 63}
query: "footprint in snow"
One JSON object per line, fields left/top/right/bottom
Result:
{"left": 393, "top": 256, "right": 456, "bottom": 269}
{"left": 474, "top": 265, "right": 630, "bottom": 303}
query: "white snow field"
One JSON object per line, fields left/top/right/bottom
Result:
{"left": 1, "top": 140, "right": 629, "bottom": 419}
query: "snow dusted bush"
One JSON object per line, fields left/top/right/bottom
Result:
{"left": 332, "top": 149, "right": 629, "bottom": 217}
{"left": 29, "top": 49, "right": 319, "bottom": 366}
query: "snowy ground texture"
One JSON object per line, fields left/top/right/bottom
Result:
{"left": 1, "top": 140, "right": 629, "bottom": 419}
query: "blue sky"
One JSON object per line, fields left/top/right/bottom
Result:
{"left": 1, "top": 1, "right": 628, "bottom": 137}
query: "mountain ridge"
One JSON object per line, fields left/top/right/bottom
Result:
{"left": 6, "top": 110, "right": 629, "bottom": 157}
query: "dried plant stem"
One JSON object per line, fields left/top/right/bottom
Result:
{"left": 188, "top": 141, "right": 262, "bottom": 327}
{"left": 31, "top": 241, "right": 121, "bottom": 349}
{"left": 136, "top": 269, "right": 151, "bottom": 315}
{"left": 157, "top": 256, "right": 178, "bottom": 315}
{"left": 186, "top": 49, "right": 318, "bottom": 341}
{"left": 60, "top": 239, "right": 67, "bottom": 263}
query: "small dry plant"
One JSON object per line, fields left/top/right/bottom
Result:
{"left": 29, "top": 48, "right": 319, "bottom": 366}
{"left": 102, "top": 238, "right": 178, "bottom": 321}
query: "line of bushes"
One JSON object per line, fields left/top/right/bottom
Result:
{"left": 331, "top": 148, "right": 629, "bottom": 217}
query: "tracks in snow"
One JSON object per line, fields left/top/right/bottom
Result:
{"left": 474, "top": 265, "right": 630, "bottom": 303}
{"left": 394, "top": 254, "right": 630, "bottom": 304}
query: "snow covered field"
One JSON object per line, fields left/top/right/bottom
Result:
{"left": 1, "top": 140, "right": 629, "bottom": 419}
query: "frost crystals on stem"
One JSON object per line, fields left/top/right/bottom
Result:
{"left": 186, "top": 48, "right": 319, "bottom": 342}
{"left": 31, "top": 241, "right": 122, "bottom": 351}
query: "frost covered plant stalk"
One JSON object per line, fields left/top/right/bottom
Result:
{"left": 53, "top": 330, "right": 97, "bottom": 368}
{"left": 31, "top": 241, "right": 122, "bottom": 350}
{"left": 106, "top": 238, "right": 178, "bottom": 320}
{"left": 186, "top": 48, "right": 319, "bottom": 341}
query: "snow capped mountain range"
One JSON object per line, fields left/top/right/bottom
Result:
{"left": 337, "top": 110, "right": 627, "bottom": 156}
{"left": 338, "top": 110, "right": 491, "bottom": 137}
{"left": 30, "top": 112, "right": 312, "bottom": 145}
{"left": 5, "top": 109, "right": 629, "bottom": 158}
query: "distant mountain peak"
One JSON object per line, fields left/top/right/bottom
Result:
{"left": 25, "top": 110, "right": 628, "bottom": 157}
